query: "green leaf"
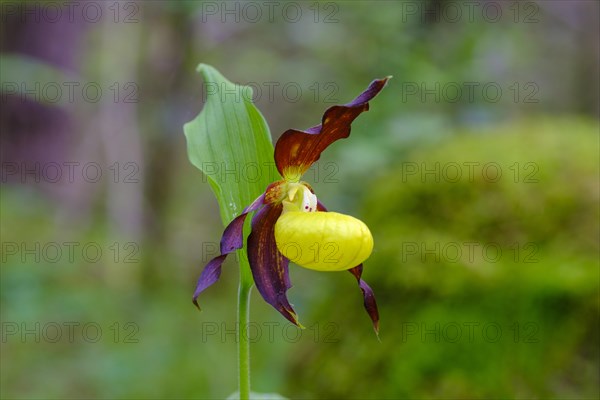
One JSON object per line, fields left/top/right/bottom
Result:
{"left": 226, "top": 391, "right": 289, "bottom": 400}
{"left": 184, "top": 64, "right": 279, "bottom": 225}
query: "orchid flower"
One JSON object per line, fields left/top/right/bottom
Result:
{"left": 193, "top": 77, "right": 390, "bottom": 333}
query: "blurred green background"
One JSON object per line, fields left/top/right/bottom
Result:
{"left": 1, "top": 1, "right": 598, "bottom": 399}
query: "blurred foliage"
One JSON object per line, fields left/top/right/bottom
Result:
{"left": 287, "top": 118, "right": 599, "bottom": 399}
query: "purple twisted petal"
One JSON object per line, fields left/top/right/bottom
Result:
{"left": 193, "top": 194, "right": 265, "bottom": 308}
{"left": 349, "top": 264, "right": 380, "bottom": 335}
{"left": 315, "top": 200, "right": 380, "bottom": 333}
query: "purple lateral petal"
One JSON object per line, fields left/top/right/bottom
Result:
{"left": 193, "top": 194, "right": 265, "bottom": 309}
{"left": 274, "top": 77, "right": 390, "bottom": 177}
{"left": 247, "top": 203, "right": 302, "bottom": 327}
{"left": 316, "top": 200, "right": 328, "bottom": 212}
{"left": 219, "top": 193, "right": 264, "bottom": 253}
{"left": 317, "top": 201, "right": 378, "bottom": 333}
{"left": 349, "top": 264, "right": 380, "bottom": 335}
{"left": 192, "top": 255, "right": 227, "bottom": 304}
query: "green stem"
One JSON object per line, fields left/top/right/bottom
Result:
{"left": 238, "top": 256, "right": 253, "bottom": 400}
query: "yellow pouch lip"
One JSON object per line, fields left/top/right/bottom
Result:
{"left": 274, "top": 211, "right": 374, "bottom": 272}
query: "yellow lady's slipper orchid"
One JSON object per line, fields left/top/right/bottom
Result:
{"left": 193, "top": 77, "right": 390, "bottom": 333}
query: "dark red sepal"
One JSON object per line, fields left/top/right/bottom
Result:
{"left": 274, "top": 77, "right": 390, "bottom": 178}
{"left": 247, "top": 203, "right": 302, "bottom": 327}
